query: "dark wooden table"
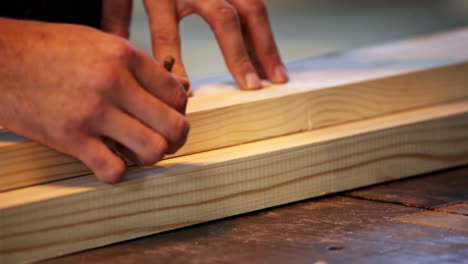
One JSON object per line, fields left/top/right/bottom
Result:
{"left": 42, "top": 166, "right": 468, "bottom": 264}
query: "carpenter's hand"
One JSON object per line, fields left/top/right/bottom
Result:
{"left": 0, "top": 18, "right": 189, "bottom": 183}
{"left": 102, "top": 0, "right": 289, "bottom": 94}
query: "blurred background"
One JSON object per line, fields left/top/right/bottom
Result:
{"left": 129, "top": 0, "right": 468, "bottom": 79}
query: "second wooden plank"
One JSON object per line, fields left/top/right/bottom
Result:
{"left": 1, "top": 101, "right": 468, "bottom": 263}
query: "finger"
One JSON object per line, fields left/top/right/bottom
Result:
{"left": 99, "top": 107, "right": 170, "bottom": 166}
{"left": 130, "top": 47, "right": 188, "bottom": 114}
{"left": 118, "top": 74, "right": 190, "bottom": 153}
{"left": 101, "top": 0, "right": 133, "bottom": 38}
{"left": 243, "top": 26, "right": 267, "bottom": 79}
{"left": 143, "top": 0, "right": 190, "bottom": 86}
{"left": 187, "top": 85, "right": 194, "bottom": 97}
{"left": 163, "top": 56, "right": 191, "bottom": 93}
{"left": 76, "top": 136, "right": 127, "bottom": 183}
{"left": 195, "top": 0, "right": 262, "bottom": 90}
{"left": 177, "top": 75, "right": 191, "bottom": 95}
{"left": 102, "top": 137, "right": 138, "bottom": 165}
{"left": 228, "top": 0, "right": 288, "bottom": 83}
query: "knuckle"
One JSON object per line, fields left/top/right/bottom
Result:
{"left": 103, "top": 163, "right": 126, "bottom": 183}
{"left": 168, "top": 115, "right": 190, "bottom": 146}
{"left": 106, "top": 39, "right": 135, "bottom": 62}
{"left": 91, "top": 65, "right": 121, "bottom": 91}
{"left": 152, "top": 31, "right": 180, "bottom": 45}
{"left": 79, "top": 141, "right": 125, "bottom": 183}
{"left": 94, "top": 64, "right": 117, "bottom": 82}
{"left": 56, "top": 119, "right": 82, "bottom": 141}
{"left": 74, "top": 138, "right": 126, "bottom": 183}
{"left": 242, "top": 0, "right": 267, "bottom": 17}
{"left": 58, "top": 121, "right": 82, "bottom": 141}
{"left": 139, "top": 136, "right": 168, "bottom": 166}
{"left": 230, "top": 53, "right": 252, "bottom": 70}
{"left": 210, "top": 3, "right": 239, "bottom": 22}
{"left": 163, "top": 78, "right": 188, "bottom": 112}
{"left": 177, "top": 76, "right": 191, "bottom": 91}
{"left": 89, "top": 153, "right": 109, "bottom": 174}
{"left": 96, "top": 158, "right": 126, "bottom": 183}
{"left": 264, "top": 43, "right": 279, "bottom": 58}
{"left": 59, "top": 98, "right": 108, "bottom": 138}
{"left": 82, "top": 97, "right": 108, "bottom": 122}
{"left": 174, "top": 88, "right": 188, "bottom": 112}
{"left": 56, "top": 99, "right": 107, "bottom": 139}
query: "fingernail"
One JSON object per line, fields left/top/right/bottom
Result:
{"left": 245, "top": 72, "right": 262, "bottom": 90}
{"left": 273, "top": 65, "right": 289, "bottom": 83}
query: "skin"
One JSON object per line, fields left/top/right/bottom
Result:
{"left": 102, "top": 0, "right": 289, "bottom": 95}
{"left": 0, "top": 0, "right": 287, "bottom": 183}
{"left": 0, "top": 18, "right": 189, "bottom": 183}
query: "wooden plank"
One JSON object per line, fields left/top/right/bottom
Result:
{"left": 0, "top": 131, "right": 26, "bottom": 147}
{"left": 394, "top": 211, "right": 468, "bottom": 232}
{"left": 40, "top": 169, "right": 468, "bottom": 264}
{"left": 1, "top": 101, "right": 468, "bottom": 263}
{"left": 1, "top": 28, "right": 468, "bottom": 191}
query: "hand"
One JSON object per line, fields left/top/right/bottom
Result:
{"left": 0, "top": 18, "right": 189, "bottom": 183}
{"left": 102, "top": 0, "right": 289, "bottom": 94}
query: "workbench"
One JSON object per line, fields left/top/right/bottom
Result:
{"left": 39, "top": 165, "right": 468, "bottom": 264}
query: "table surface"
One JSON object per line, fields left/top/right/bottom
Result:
{"left": 41, "top": 165, "right": 468, "bottom": 264}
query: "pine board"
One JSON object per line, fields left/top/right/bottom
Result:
{"left": 1, "top": 101, "right": 468, "bottom": 263}
{"left": 1, "top": 28, "right": 468, "bottom": 191}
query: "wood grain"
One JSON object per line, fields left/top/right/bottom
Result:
{"left": 1, "top": 28, "right": 468, "bottom": 191}
{"left": 1, "top": 101, "right": 468, "bottom": 263}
